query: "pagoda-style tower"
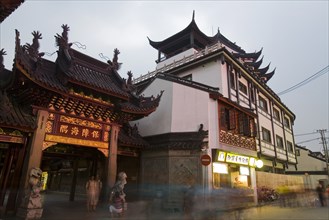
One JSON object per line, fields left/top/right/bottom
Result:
{"left": 146, "top": 11, "right": 275, "bottom": 83}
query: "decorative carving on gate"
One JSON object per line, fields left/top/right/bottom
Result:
{"left": 60, "top": 115, "right": 102, "bottom": 129}
{"left": 42, "top": 141, "right": 57, "bottom": 150}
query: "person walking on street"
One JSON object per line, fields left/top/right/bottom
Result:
{"left": 109, "top": 189, "right": 125, "bottom": 218}
{"left": 316, "top": 181, "right": 325, "bottom": 207}
{"left": 86, "top": 175, "right": 102, "bottom": 211}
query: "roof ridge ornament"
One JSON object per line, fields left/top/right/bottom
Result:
{"left": 192, "top": 10, "right": 195, "bottom": 21}
{"left": 23, "top": 31, "right": 45, "bottom": 63}
{"left": 55, "top": 24, "right": 73, "bottom": 62}
{"left": 0, "top": 48, "right": 6, "bottom": 72}
{"left": 55, "top": 24, "right": 73, "bottom": 50}
{"left": 123, "top": 71, "right": 137, "bottom": 94}
{"left": 107, "top": 48, "right": 122, "bottom": 71}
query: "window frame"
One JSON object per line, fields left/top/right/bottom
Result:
{"left": 273, "top": 108, "right": 281, "bottom": 122}
{"left": 287, "top": 141, "right": 293, "bottom": 152}
{"left": 296, "top": 149, "right": 300, "bottom": 156}
{"left": 284, "top": 117, "right": 290, "bottom": 129}
{"left": 250, "top": 87, "right": 255, "bottom": 103}
{"left": 262, "top": 127, "right": 272, "bottom": 143}
{"left": 276, "top": 135, "right": 284, "bottom": 148}
{"left": 230, "top": 72, "right": 235, "bottom": 89}
{"left": 238, "top": 81, "right": 248, "bottom": 95}
{"left": 259, "top": 96, "right": 268, "bottom": 112}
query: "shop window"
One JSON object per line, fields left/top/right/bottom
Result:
{"left": 273, "top": 108, "right": 281, "bottom": 122}
{"left": 213, "top": 173, "right": 221, "bottom": 189}
{"left": 213, "top": 163, "right": 230, "bottom": 188}
{"left": 239, "top": 81, "right": 248, "bottom": 95}
{"left": 213, "top": 162, "right": 228, "bottom": 174}
{"left": 276, "top": 135, "right": 284, "bottom": 148}
{"left": 262, "top": 127, "right": 272, "bottom": 143}
{"left": 239, "top": 166, "right": 250, "bottom": 176}
{"left": 259, "top": 96, "right": 268, "bottom": 112}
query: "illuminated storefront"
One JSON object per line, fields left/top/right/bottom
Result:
{"left": 212, "top": 150, "right": 263, "bottom": 189}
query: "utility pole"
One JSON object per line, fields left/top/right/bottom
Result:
{"left": 317, "top": 129, "right": 329, "bottom": 179}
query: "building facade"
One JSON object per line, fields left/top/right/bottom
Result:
{"left": 286, "top": 145, "right": 329, "bottom": 190}
{"left": 134, "top": 12, "right": 297, "bottom": 207}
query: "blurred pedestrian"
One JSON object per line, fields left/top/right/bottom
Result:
{"left": 316, "top": 181, "right": 325, "bottom": 207}
{"left": 109, "top": 189, "right": 125, "bottom": 218}
{"left": 183, "top": 178, "right": 196, "bottom": 220}
{"left": 86, "top": 175, "right": 102, "bottom": 211}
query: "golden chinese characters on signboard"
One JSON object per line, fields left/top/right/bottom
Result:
{"left": 44, "top": 114, "right": 110, "bottom": 149}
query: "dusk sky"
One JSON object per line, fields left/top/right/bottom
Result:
{"left": 1, "top": 1, "right": 328, "bottom": 152}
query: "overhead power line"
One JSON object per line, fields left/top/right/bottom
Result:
{"left": 295, "top": 131, "right": 319, "bottom": 137}
{"left": 296, "top": 137, "right": 321, "bottom": 145}
{"left": 278, "top": 65, "right": 329, "bottom": 96}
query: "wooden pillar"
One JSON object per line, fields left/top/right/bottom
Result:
{"left": 23, "top": 109, "right": 49, "bottom": 188}
{"left": 69, "top": 159, "right": 79, "bottom": 201}
{"left": 6, "top": 141, "right": 28, "bottom": 215}
{"left": 107, "top": 124, "right": 120, "bottom": 188}
{"left": 0, "top": 146, "right": 15, "bottom": 206}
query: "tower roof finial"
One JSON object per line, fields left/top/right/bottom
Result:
{"left": 192, "top": 10, "right": 195, "bottom": 20}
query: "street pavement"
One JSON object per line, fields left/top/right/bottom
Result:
{"left": 1, "top": 192, "right": 328, "bottom": 220}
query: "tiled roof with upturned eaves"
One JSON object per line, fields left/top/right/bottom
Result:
{"left": 0, "top": 67, "right": 36, "bottom": 131}
{"left": 12, "top": 26, "right": 162, "bottom": 122}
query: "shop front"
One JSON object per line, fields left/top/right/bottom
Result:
{"left": 211, "top": 149, "right": 263, "bottom": 191}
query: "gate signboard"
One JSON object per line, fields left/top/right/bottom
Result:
{"left": 44, "top": 113, "right": 110, "bottom": 148}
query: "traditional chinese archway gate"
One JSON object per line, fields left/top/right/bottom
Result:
{"left": 0, "top": 24, "right": 162, "bottom": 214}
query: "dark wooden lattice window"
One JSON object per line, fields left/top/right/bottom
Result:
{"left": 243, "top": 116, "right": 251, "bottom": 136}
{"left": 220, "top": 107, "right": 228, "bottom": 129}
{"left": 228, "top": 109, "right": 236, "bottom": 130}
{"left": 250, "top": 120, "right": 257, "bottom": 137}
{"left": 238, "top": 113, "right": 253, "bottom": 136}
